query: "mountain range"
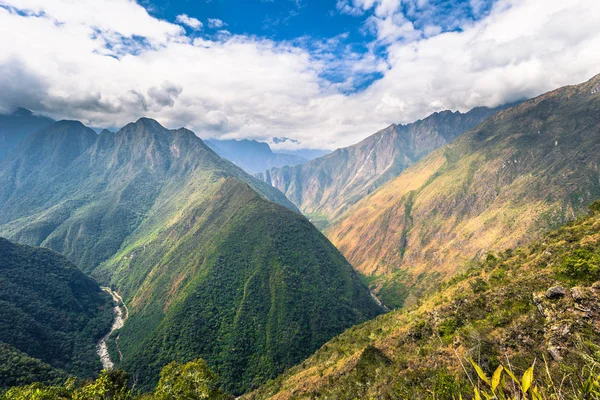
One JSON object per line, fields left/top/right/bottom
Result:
{"left": 1, "top": 73, "right": 600, "bottom": 400}
{"left": 0, "top": 118, "right": 382, "bottom": 394}
{"left": 258, "top": 104, "right": 513, "bottom": 228}
{"left": 324, "top": 73, "right": 600, "bottom": 308}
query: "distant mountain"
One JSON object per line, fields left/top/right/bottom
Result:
{"left": 257, "top": 105, "right": 512, "bottom": 228}
{"left": 0, "top": 108, "right": 55, "bottom": 160}
{"left": 0, "top": 118, "right": 382, "bottom": 394}
{"left": 246, "top": 202, "right": 600, "bottom": 399}
{"left": 325, "top": 74, "right": 600, "bottom": 308}
{"left": 0, "top": 238, "right": 112, "bottom": 389}
{"left": 274, "top": 148, "right": 331, "bottom": 160}
{"left": 206, "top": 139, "right": 307, "bottom": 174}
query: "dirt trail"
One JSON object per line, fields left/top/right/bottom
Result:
{"left": 96, "top": 287, "right": 129, "bottom": 370}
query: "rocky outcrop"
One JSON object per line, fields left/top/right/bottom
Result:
{"left": 533, "top": 284, "right": 600, "bottom": 361}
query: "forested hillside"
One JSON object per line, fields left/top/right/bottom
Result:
{"left": 0, "top": 238, "right": 112, "bottom": 389}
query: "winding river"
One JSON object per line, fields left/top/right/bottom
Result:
{"left": 96, "top": 287, "right": 129, "bottom": 370}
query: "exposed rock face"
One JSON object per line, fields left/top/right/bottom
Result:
{"left": 257, "top": 105, "right": 509, "bottom": 227}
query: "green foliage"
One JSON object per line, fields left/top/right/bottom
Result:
{"left": 153, "top": 359, "right": 231, "bottom": 400}
{"left": 1, "top": 360, "right": 231, "bottom": 400}
{"left": 559, "top": 249, "right": 600, "bottom": 283}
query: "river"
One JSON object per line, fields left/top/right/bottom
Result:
{"left": 96, "top": 287, "right": 129, "bottom": 370}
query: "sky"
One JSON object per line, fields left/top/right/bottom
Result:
{"left": 0, "top": 0, "right": 599, "bottom": 150}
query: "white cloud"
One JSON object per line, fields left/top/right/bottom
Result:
{"left": 176, "top": 14, "right": 203, "bottom": 30}
{"left": 0, "top": 0, "right": 599, "bottom": 151}
{"left": 207, "top": 18, "right": 227, "bottom": 29}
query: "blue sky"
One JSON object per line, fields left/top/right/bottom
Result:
{"left": 141, "top": 0, "right": 496, "bottom": 92}
{"left": 0, "top": 0, "right": 599, "bottom": 150}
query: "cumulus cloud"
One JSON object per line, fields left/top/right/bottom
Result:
{"left": 0, "top": 0, "right": 599, "bottom": 150}
{"left": 176, "top": 14, "right": 203, "bottom": 30}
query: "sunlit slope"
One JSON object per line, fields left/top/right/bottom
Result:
{"left": 258, "top": 105, "right": 507, "bottom": 228}
{"left": 326, "top": 74, "right": 600, "bottom": 308}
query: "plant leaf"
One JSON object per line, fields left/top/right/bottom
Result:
{"left": 469, "top": 359, "right": 491, "bottom": 386}
{"left": 492, "top": 365, "right": 503, "bottom": 392}
{"left": 522, "top": 365, "right": 534, "bottom": 393}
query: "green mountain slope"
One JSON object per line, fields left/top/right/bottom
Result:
{"left": 0, "top": 238, "right": 112, "bottom": 388}
{"left": 258, "top": 105, "right": 509, "bottom": 228}
{"left": 0, "top": 118, "right": 382, "bottom": 394}
{"left": 105, "top": 178, "right": 382, "bottom": 394}
{"left": 0, "top": 108, "right": 54, "bottom": 160}
{"left": 326, "top": 74, "right": 600, "bottom": 308}
{"left": 245, "top": 202, "right": 600, "bottom": 399}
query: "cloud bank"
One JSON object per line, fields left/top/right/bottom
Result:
{"left": 0, "top": 0, "right": 599, "bottom": 150}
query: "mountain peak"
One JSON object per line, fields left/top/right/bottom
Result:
{"left": 12, "top": 107, "right": 33, "bottom": 117}
{"left": 132, "top": 117, "right": 166, "bottom": 131}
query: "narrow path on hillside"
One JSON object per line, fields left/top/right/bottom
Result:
{"left": 96, "top": 287, "right": 129, "bottom": 370}
{"left": 370, "top": 290, "right": 391, "bottom": 312}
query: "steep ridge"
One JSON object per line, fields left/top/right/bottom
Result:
{"left": 0, "top": 118, "right": 298, "bottom": 272}
{"left": 326, "top": 74, "right": 600, "bottom": 308}
{"left": 245, "top": 202, "right": 600, "bottom": 399}
{"left": 0, "top": 108, "right": 54, "bottom": 160}
{"left": 258, "top": 105, "right": 509, "bottom": 228}
{"left": 0, "top": 118, "right": 382, "bottom": 394}
{"left": 206, "top": 139, "right": 306, "bottom": 174}
{"left": 0, "top": 238, "right": 113, "bottom": 388}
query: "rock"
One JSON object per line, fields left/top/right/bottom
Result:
{"left": 546, "top": 286, "right": 567, "bottom": 299}
{"left": 548, "top": 346, "right": 563, "bottom": 361}
{"left": 571, "top": 287, "right": 586, "bottom": 302}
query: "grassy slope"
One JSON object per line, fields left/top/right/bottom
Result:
{"left": 258, "top": 106, "right": 506, "bottom": 226}
{"left": 326, "top": 73, "right": 600, "bottom": 308}
{"left": 100, "top": 178, "right": 382, "bottom": 395}
{"left": 0, "top": 238, "right": 113, "bottom": 387}
{"left": 245, "top": 202, "right": 600, "bottom": 399}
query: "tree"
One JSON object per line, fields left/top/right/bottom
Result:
{"left": 153, "top": 359, "right": 231, "bottom": 400}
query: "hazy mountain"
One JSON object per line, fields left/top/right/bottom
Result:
{"left": 325, "top": 74, "right": 600, "bottom": 308}
{"left": 0, "top": 108, "right": 55, "bottom": 160}
{"left": 206, "top": 139, "right": 307, "bottom": 174}
{"left": 0, "top": 118, "right": 382, "bottom": 394}
{"left": 274, "top": 148, "right": 331, "bottom": 160}
{"left": 258, "top": 105, "right": 512, "bottom": 228}
{"left": 245, "top": 202, "right": 600, "bottom": 399}
{"left": 0, "top": 238, "right": 112, "bottom": 388}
